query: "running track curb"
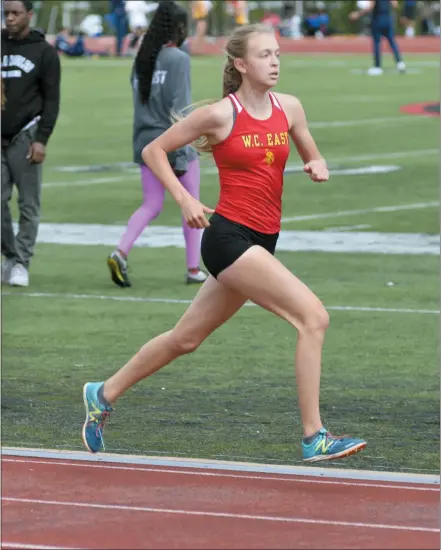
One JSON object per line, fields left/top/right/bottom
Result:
{"left": 2, "top": 447, "right": 439, "bottom": 485}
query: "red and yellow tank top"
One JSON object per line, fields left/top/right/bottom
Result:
{"left": 212, "top": 92, "right": 290, "bottom": 234}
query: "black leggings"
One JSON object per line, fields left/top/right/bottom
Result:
{"left": 201, "top": 213, "right": 279, "bottom": 279}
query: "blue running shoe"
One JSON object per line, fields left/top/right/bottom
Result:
{"left": 302, "top": 428, "right": 366, "bottom": 462}
{"left": 82, "top": 382, "right": 113, "bottom": 453}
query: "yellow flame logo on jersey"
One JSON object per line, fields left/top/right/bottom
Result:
{"left": 264, "top": 149, "right": 275, "bottom": 165}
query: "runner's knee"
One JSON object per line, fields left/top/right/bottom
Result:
{"left": 168, "top": 328, "right": 204, "bottom": 355}
{"left": 296, "top": 303, "right": 330, "bottom": 336}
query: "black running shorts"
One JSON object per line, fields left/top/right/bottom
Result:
{"left": 201, "top": 213, "right": 279, "bottom": 279}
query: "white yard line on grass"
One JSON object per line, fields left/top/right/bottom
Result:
{"left": 350, "top": 68, "right": 422, "bottom": 75}
{"left": 282, "top": 201, "right": 439, "bottom": 223}
{"left": 324, "top": 224, "right": 372, "bottom": 232}
{"left": 308, "top": 116, "right": 432, "bottom": 129}
{"left": 284, "top": 59, "right": 439, "bottom": 69}
{"left": 43, "top": 175, "right": 140, "bottom": 189}
{"left": 202, "top": 164, "right": 402, "bottom": 178}
{"left": 44, "top": 177, "right": 120, "bottom": 188}
{"left": 11, "top": 222, "right": 439, "bottom": 255}
{"left": 2, "top": 292, "right": 439, "bottom": 315}
{"left": 331, "top": 148, "right": 438, "bottom": 163}
{"left": 43, "top": 148, "right": 438, "bottom": 188}
{"left": 103, "top": 115, "right": 432, "bottom": 129}
{"left": 203, "top": 149, "right": 438, "bottom": 175}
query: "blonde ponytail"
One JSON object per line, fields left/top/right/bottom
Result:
{"left": 171, "top": 23, "right": 274, "bottom": 155}
{"left": 170, "top": 99, "right": 216, "bottom": 154}
{"left": 222, "top": 57, "right": 242, "bottom": 98}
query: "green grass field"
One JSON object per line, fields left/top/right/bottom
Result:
{"left": 2, "top": 53, "right": 439, "bottom": 474}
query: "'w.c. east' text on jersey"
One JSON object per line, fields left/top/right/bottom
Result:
{"left": 212, "top": 92, "right": 290, "bottom": 234}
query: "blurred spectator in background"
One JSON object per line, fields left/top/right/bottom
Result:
{"left": 261, "top": 9, "right": 281, "bottom": 34}
{"left": 191, "top": 0, "right": 212, "bottom": 52}
{"left": 80, "top": 14, "right": 104, "bottom": 37}
{"left": 108, "top": 0, "right": 127, "bottom": 56}
{"left": 400, "top": 0, "right": 417, "bottom": 38}
{"left": 2, "top": 0, "right": 60, "bottom": 287}
{"left": 55, "top": 28, "right": 110, "bottom": 57}
{"left": 282, "top": 0, "right": 295, "bottom": 20}
{"left": 227, "top": 1, "right": 249, "bottom": 27}
{"left": 55, "top": 27, "right": 86, "bottom": 56}
{"left": 421, "top": 1, "right": 437, "bottom": 35}
{"left": 126, "top": 25, "right": 145, "bottom": 57}
{"left": 279, "top": 1, "right": 302, "bottom": 38}
{"left": 350, "top": 0, "right": 406, "bottom": 75}
{"left": 125, "top": 1, "right": 157, "bottom": 56}
{"left": 356, "top": 0, "right": 372, "bottom": 36}
{"left": 303, "top": 3, "right": 332, "bottom": 38}
{"left": 107, "top": 0, "right": 207, "bottom": 287}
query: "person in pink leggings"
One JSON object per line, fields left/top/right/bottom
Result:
{"left": 107, "top": 1, "right": 207, "bottom": 287}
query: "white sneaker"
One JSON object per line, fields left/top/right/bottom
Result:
{"left": 186, "top": 269, "right": 208, "bottom": 284}
{"left": 1, "top": 259, "right": 14, "bottom": 284}
{"left": 367, "top": 67, "right": 383, "bottom": 76}
{"left": 397, "top": 61, "right": 406, "bottom": 73}
{"left": 9, "top": 264, "right": 29, "bottom": 287}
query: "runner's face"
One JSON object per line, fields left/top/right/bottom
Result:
{"left": 240, "top": 32, "right": 280, "bottom": 89}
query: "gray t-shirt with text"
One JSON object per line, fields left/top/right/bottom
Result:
{"left": 131, "top": 45, "right": 197, "bottom": 172}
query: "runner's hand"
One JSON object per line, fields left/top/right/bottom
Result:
{"left": 180, "top": 195, "right": 214, "bottom": 229}
{"left": 304, "top": 159, "right": 329, "bottom": 182}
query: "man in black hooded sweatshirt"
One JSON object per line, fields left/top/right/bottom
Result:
{"left": 2, "top": 0, "right": 61, "bottom": 287}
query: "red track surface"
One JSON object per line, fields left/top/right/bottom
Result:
{"left": 2, "top": 456, "right": 439, "bottom": 549}
{"left": 187, "top": 35, "right": 440, "bottom": 55}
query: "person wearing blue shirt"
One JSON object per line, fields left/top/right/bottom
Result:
{"left": 350, "top": 0, "right": 406, "bottom": 75}
{"left": 108, "top": 0, "right": 127, "bottom": 56}
{"left": 54, "top": 28, "right": 109, "bottom": 58}
{"left": 303, "top": 8, "right": 331, "bottom": 37}
{"left": 55, "top": 28, "right": 86, "bottom": 57}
